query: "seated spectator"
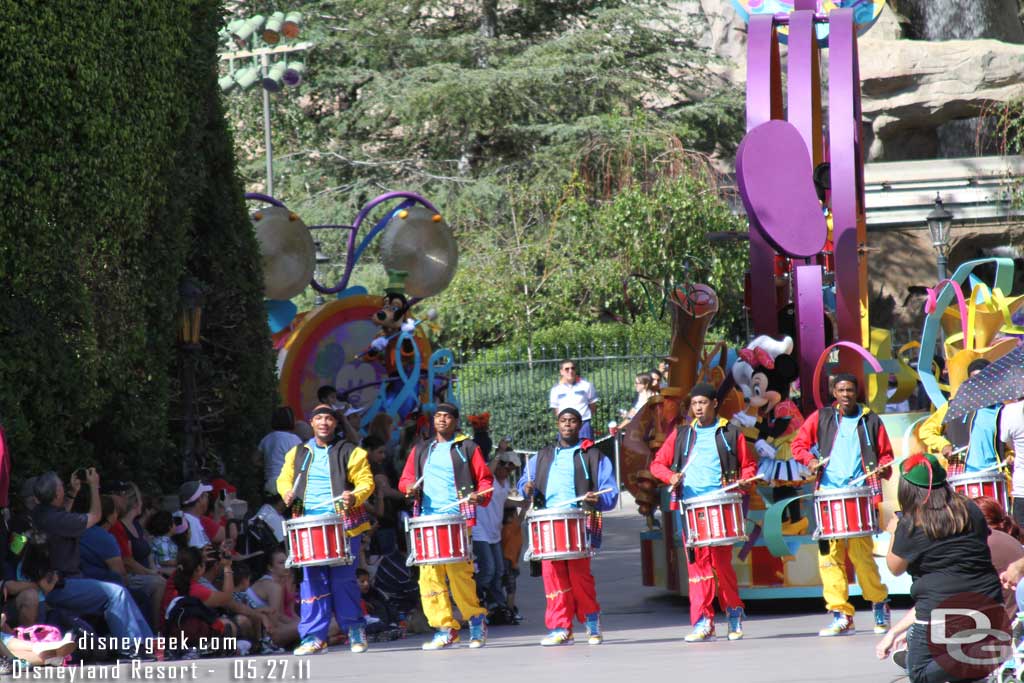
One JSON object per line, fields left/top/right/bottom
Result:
{"left": 356, "top": 568, "right": 403, "bottom": 641}
{"left": 77, "top": 495, "right": 126, "bottom": 585}
{"left": 161, "top": 548, "right": 247, "bottom": 657}
{"left": 230, "top": 563, "right": 285, "bottom": 654}
{"left": 0, "top": 628, "right": 77, "bottom": 669}
{"left": 3, "top": 539, "right": 56, "bottom": 629}
{"left": 147, "top": 511, "right": 181, "bottom": 577}
{"left": 113, "top": 484, "right": 165, "bottom": 629}
{"left": 248, "top": 548, "right": 299, "bottom": 647}
{"left": 163, "top": 547, "right": 274, "bottom": 655}
{"left": 178, "top": 482, "right": 213, "bottom": 549}
{"left": 258, "top": 408, "right": 303, "bottom": 495}
{"left": 974, "top": 496, "right": 1024, "bottom": 621}
{"left": 29, "top": 470, "right": 153, "bottom": 654}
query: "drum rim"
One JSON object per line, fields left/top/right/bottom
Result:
{"left": 813, "top": 485, "right": 873, "bottom": 499}
{"left": 408, "top": 555, "right": 473, "bottom": 565}
{"left": 682, "top": 491, "right": 745, "bottom": 506}
{"left": 948, "top": 472, "right": 1005, "bottom": 484}
{"left": 286, "top": 556, "right": 354, "bottom": 568}
{"left": 528, "top": 550, "right": 592, "bottom": 560}
{"left": 686, "top": 534, "right": 747, "bottom": 547}
{"left": 283, "top": 512, "right": 345, "bottom": 526}
{"left": 526, "top": 508, "right": 588, "bottom": 520}
{"left": 406, "top": 513, "right": 467, "bottom": 526}
{"left": 813, "top": 529, "right": 876, "bottom": 540}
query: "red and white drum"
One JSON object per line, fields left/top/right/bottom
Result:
{"left": 283, "top": 513, "right": 352, "bottom": 568}
{"left": 524, "top": 508, "right": 591, "bottom": 561}
{"left": 813, "top": 487, "right": 877, "bottom": 540}
{"left": 682, "top": 491, "right": 747, "bottom": 547}
{"left": 949, "top": 471, "right": 1009, "bottom": 511}
{"left": 405, "top": 514, "right": 471, "bottom": 566}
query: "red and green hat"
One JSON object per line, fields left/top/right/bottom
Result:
{"left": 901, "top": 452, "right": 947, "bottom": 489}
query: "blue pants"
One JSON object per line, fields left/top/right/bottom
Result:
{"left": 299, "top": 535, "right": 363, "bottom": 641}
{"left": 47, "top": 577, "right": 153, "bottom": 644}
{"left": 472, "top": 540, "right": 506, "bottom": 608}
{"left": 580, "top": 420, "right": 594, "bottom": 440}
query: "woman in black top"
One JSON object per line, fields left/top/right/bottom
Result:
{"left": 884, "top": 453, "right": 1008, "bottom": 683}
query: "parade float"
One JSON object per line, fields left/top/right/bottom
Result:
{"left": 251, "top": 191, "right": 459, "bottom": 426}
{"left": 628, "top": 0, "right": 1024, "bottom": 599}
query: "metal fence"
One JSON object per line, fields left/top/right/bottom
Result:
{"left": 454, "top": 339, "right": 669, "bottom": 451}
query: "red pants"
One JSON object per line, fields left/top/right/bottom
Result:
{"left": 541, "top": 558, "right": 600, "bottom": 630}
{"left": 687, "top": 545, "right": 743, "bottom": 625}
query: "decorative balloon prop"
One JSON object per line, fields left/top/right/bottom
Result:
{"left": 254, "top": 205, "right": 315, "bottom": 300}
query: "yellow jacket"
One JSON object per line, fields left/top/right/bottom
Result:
{"left": 276, "top": 440, "right": 374, "bottom": 537}
{"left": 918, "top": 402, "right": 952, "bottom": 461}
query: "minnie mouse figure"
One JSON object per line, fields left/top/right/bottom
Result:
{"left": 730, "top": 335, "right": 809, "bottom": 534}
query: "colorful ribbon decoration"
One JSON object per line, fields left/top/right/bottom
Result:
{"left": 811, "top": 341, "right": 885, "bottom": 408}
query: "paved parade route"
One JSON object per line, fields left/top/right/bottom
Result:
{"left": 108, "top": 497, "right": 906, "bottom": 683}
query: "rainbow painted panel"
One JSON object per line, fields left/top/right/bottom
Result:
{"left": 728, "top": 0, "right": 886, "bottom": 44}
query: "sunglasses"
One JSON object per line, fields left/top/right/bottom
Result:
{"left": 562, "top": 366, "right": 577, "bottom": 372}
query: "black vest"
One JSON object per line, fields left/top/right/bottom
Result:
{"left": 945, "top": 408, "right": 1006, "bottom": 458}
{"left": 671, "top": 421, "right": 742, "bottom": 483}
{"left": 815, "top": 407, "right": 883, "bottom": 470}
{"left": 292, "top": 439, "right": 356, "bottom": 503}
{"left": 532, "top": 442, "right": 603, "bottom": 507}
{"left": 412, "top": 438, "right": 480, "bottom": 497}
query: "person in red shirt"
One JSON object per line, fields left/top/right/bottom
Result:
{"left": 650, "top": 383, "right": 757, "bottom": 642}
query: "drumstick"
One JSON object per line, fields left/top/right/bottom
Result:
{"left": 717, "top": 474, "right": 765, "bottom": 495}
{"left": 849, "top": 460, "right": 897, "bottom": 487}
{"left": 435, "top": 487, "right": 495, "bottom": 513}
{"left": 405, "top": 476, "right": 425, "bottom": 493}
{"left": 549, "top": 488, "right": 615, "bottom": 509}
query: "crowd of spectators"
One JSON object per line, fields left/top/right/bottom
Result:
{"left": 0, "top": 390, "right": 531, "bottom": 667}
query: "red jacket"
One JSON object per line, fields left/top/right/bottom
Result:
{"left": 398, "top": 434, "right": 493, "bottom": 506}
{"left": 650, "top": 418, "right": 757, "bottom": 485}
{"left": 791, "top": 404, "right": 893, "bottom": 479}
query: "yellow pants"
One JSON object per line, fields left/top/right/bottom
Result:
{"left": 418, "top": 560, "right": 487, "bottom": 630}
{"left": 818, "top": 536, "right": 888, "bottom": 615}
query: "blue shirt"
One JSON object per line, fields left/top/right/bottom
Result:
{"left": 423, "top": 441, "right": 458, "bottom": 515}
{"left": 303, "top": 442, "right": 334, "bottom": 515}
{"left": 545, "top": 445, "right": 580, "bottom": 508}
{"left": 79, "top": 526, "right": 123, "bottom": 584}
{"left": 683, "top": 424, "right": 724, "bottom": 500}
{"left": 966, "top": 406, "right": 1000, "bottom": 471}
{"left": 821, "top": 413, "right": 863, "bottom": 489}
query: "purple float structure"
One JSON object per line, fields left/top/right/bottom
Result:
{"left": 736, "top": 2, "right": 872, "bottom": 413}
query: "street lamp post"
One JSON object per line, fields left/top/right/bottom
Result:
{"left": 313, "top": 241, "right": 329, "bottom": 306}
{"left": 926, "top": 193, "right": 954, "bottom": 281}
{"left": 179, "top": 278, "right": 205, "bottom": 481}
{"left": 218, "top": 11, "right": 310, "bottom": 197}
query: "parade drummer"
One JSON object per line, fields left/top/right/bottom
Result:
{"left": 398, "top": 402, "right": 493, "bottom": 650}
{"left": 518, "top": 407, "right": 618, "bottom": 647}
{"left": 791, "top": 372, "right": 893, "bottom": 637}
{"left": 277, "top": 404, "right": 375, "bottom": 656}
{"left": 919, "top": 358, "right": 1006, "bottom": 475}
{"left": 650, "top": 383, "right": 756, "bottom": 643}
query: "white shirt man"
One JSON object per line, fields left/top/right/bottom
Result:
{"left": 178, "top": 481, "right": 213, "bottom": 548}
{"left": 1000, "top": 399, "right": 1024, "bottom": 525}
{"left": 549, "top": 360, "right": 598, "bottom": 439}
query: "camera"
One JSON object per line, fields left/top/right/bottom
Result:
{"left": 74, "top": 469, "right": 87, "bottom": 482}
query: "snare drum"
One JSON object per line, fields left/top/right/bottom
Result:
{"left": 813, "top": 487, "right": 877, "bottom": 540}
{"left": 949, "top": 471, "right": 1009, "bottom": 511}
{"left": 524, "top": 508, "right": 591, "bottom": 561}
{"left": 283, "top": 513, "right": 352, "bottom": 568}
{"left": 681, "top": 491, "right": 747, "bottom": 547}
{"left": 405, "top": 514, "right": 471, "bottom": 566}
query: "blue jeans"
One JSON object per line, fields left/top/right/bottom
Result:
{"left": 299, "top": 535, "right": 363, "bottom": 641}
{"left": 472, "top": 540, "right": 506, "bottom": 608}
{"left": 47, "top": 577, "right": 153, "bottom": 644}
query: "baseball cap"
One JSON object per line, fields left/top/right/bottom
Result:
{"left": 179, "top": 481, "right": 213, "bottom": 505}
{"left": 496, "top": 451, "right": 519, "bottom": 466}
